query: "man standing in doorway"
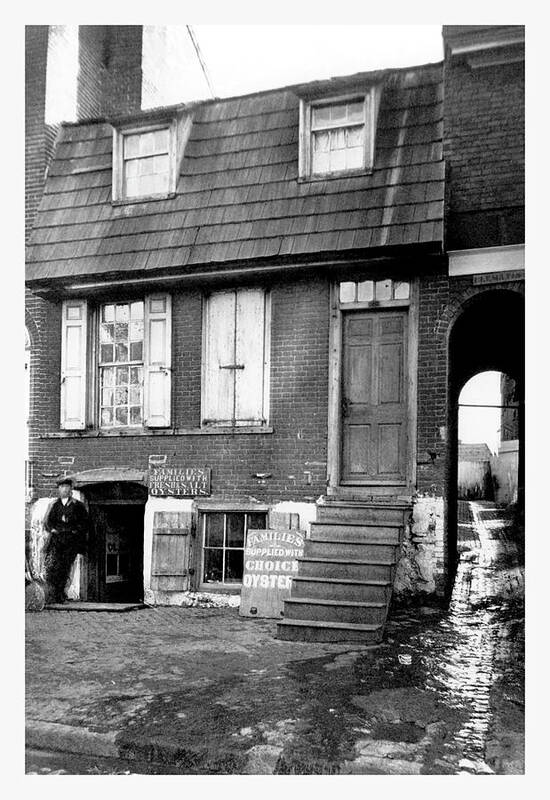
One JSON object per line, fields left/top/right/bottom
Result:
{"left": 43, "top": 478, "right": 89, "bottom": 603}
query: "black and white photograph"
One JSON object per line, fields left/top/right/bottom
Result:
{"left": 18, "top": 14, "right": 532, "bottom": 782}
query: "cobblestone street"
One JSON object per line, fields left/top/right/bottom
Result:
{"left": 26, "top": 501, "right": 524, "bottom": 775}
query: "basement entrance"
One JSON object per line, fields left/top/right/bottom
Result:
{"left": 74, "top": 476, "right": 148, "bottom": 603}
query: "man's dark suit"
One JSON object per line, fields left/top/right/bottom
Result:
{"left": 44, "top": 498, "right": 89, "bottom": 602}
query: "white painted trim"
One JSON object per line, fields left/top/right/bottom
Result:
{"left": 449, "top": 36, "right": 524, "bottom": 56}
{"left": 448, "top": 244, "right": 525, "bottom": 277}
{"left": 298, "top": 87, "right": 379, "bottom": 180}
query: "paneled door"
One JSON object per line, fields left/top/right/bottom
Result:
{"left": 341, "top": 310, "right": 408, "bottom": 484}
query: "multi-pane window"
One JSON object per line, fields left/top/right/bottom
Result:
{"left": 122, "top": 128, "right": 170, "bottom": 199}
{"left": 311, "top": 99, "right": 366, "bottom": 175}
{"left": 300, "top": 90, "right": 380, "bottom": 179}
{"left": 339, "top": 278, "right": 410, "bottom": 304}
{"left": 201, "top": 512, "right": 267, "bottom": 585}
{"left": 60, "top": 294, "right": 172, "bottom": 431}
{"left": 99, "top": 301, "right": 144, "bottom": 428}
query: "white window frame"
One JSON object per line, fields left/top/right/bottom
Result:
{"left": 201, "top": 288, "right": 271, "bottom": 429}
{"left": 61, "top": 294, "right": 172, "bottom": 432}
{"left": 97, "top": 300, "right": 146, "bottom": 430}
{"left": 112, "top": 119, "right": 178, "bottom": 202}
{"left": 299, "top": 87, "right": 379, "bottom": 180}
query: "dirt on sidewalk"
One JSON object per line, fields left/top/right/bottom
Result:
{"left": 26, "top": 502, "right": 524, "bottom": 775}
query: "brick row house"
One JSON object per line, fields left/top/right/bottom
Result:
{"left": 25, "top": 25, "right": 524, "bottom": 641}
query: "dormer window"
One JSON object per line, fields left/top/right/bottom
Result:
{"left": 299, "top": 88, "right": 379, "bottom": 180}
{"left": 112, "top": 118, "right": 179, "bottom": 202}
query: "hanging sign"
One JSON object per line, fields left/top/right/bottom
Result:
{"left": 239, "top": 528, "right": 305, "bottom": 619}
{"left": 149, "top": 467, "right": 211, "bottom": 497}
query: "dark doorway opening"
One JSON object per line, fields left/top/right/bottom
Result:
{"left": 447, "top": 289, "right": 524, "bottom": 592}
{"left": 80, "top": 481, "right": 147, "bottom": 603}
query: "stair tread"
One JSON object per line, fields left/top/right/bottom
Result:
{"left": 284, "top": 597, "right": 386, "bottom": 608}
{"left": 278, "top": 618, "right": 382, "bottom": 632}
{"left": 312, "top": 521, "right": 403, "bottom": 528}
{"left": 293, "top": 575, "right": 389, "bottom": 586}
{"left": 318, "top": 499, "right": 411, "bottom": 507}
{"left": 309, "top": 536, "right": 399, "bottom": 546}
{"left": 298, "top": 556, "right": 395, "bottom": 566}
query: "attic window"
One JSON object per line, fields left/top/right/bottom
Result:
{"left": 112, "top": 121, "right": 177, "bottom": 202}
{"left": 299, "top": 88, "right": 379, "bottom": 180}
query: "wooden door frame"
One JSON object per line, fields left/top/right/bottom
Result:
{"left": 326, "top": 278, "right": 418, "bottom": 496}
{"left": 86, "top": 502, "right": 145, "bottom": 602}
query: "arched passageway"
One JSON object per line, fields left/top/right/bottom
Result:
{"left": 447, "top": 289, "right": 524, "bottom": 588}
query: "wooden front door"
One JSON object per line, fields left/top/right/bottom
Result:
{"left": 341, "top": 309, "right": 408, "bottom": 484}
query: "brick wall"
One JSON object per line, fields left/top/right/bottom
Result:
{"left": 25, "top": 26, "right": 54, "bottom": 243}
{"left": 27, "top": 276, "right": 330, "bottom": 505}
{"left": 78, "top": 26, "right": 143, "bottom": 120}
{"left": 443, "top": 26, "right": 525, "bottom": 249}
{"left": 416, "top": 271, "right": 450, "bottom": 496}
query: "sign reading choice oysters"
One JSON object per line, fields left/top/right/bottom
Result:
{"left": 149, "top": 467, "right": 211, "bottom": 497}
{"left": 239, "top": 528, "right": 305, "bottom": 618}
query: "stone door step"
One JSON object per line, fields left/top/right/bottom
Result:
{"left": 278, "top": 618, "right": 381, "bottom": 632}
{"left": 45, "top": 602, "right": 146, "bottom": 612}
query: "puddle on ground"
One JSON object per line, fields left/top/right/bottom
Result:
{"left": 63, "top": 501, "right": 523, "bottom": 775}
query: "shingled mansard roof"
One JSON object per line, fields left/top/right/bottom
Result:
{"left": 26, "top": 62, "right": 444, "bottom": 286}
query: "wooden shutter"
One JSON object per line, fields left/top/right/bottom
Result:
{"left": 235, "top": 289, "right": 267, "bottom": 425}
{"left": 150, "top": 511, "right": 192, "bottom": 591}
{"left": 60, "top": 300, "right": 88, "bottom": 430}
{"left": 144, "top": 294, "right": 172, "bottom": 427}
{"left": 203, "top": 291, "right": 236, "bottom": 424}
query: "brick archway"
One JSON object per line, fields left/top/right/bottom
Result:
{"left": 445, "top": 286, "right": 524, "bottom": 588}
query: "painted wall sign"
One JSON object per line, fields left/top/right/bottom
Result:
{"left": 239, "top": 528, "right": 305, "bottom": 619}
{"left": 472, "top": 269, "right": 524, "bottom": 286}
{"left": 149, "top": 467, "right": 211, "bottom": 497}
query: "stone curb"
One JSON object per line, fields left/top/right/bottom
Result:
{"left": 26, "top": 721, "right": 119, "bottom": 759}
{"left": 26, "top": 720, "right": 250, "bottom": 773}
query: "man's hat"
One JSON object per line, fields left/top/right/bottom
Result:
{"left": 56, "top": 477, "right": 73, "bottom": 487}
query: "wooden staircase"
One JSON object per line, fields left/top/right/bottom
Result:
{"left": 277, "top": 497, "right": 410, "bottom": 643}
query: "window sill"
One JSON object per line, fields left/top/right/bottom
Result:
{"left": 297, "top": 167, "right": 373, "bottom": 183}
{"left": 42, "top": 426, "right": 274, "bottom": 439}
{"left": 112, "top": 192, "right": 177, "bottom": 207}
{"left": 198, "top": 584, "right": 242, "bottom": 594}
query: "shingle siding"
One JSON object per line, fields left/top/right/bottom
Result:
{"left": 26, "top": 64, "right": 445, "bottom": 284}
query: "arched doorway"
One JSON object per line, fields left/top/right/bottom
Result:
{"left": 447, "top": 289, "right": 524, "bottom": 587}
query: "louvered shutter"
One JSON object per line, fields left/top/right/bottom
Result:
{"left": 202, "top": 291, "right": 236, "bottom": 425}
{"left": 235, "top": 289, "right": 267, "bottom": 425}
{"left": 144, "top": 294, "right": 172, "bottom": 427}
{"left": 60, "top": 300, "right": 88, "bottom": 430}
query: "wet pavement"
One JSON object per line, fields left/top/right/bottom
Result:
{"left": 26, "top": 501, "right": 524, "bottom": 775}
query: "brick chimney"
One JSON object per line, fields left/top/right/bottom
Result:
{"left": 78, "top": 25, "right": 144, "bottom": 120}
{"left": 25, "top": 25, "right": 145, "bottom": 242}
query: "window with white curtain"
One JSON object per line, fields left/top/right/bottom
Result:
{"left": 299, "top": 89, "right": 379, "bottom": 179}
